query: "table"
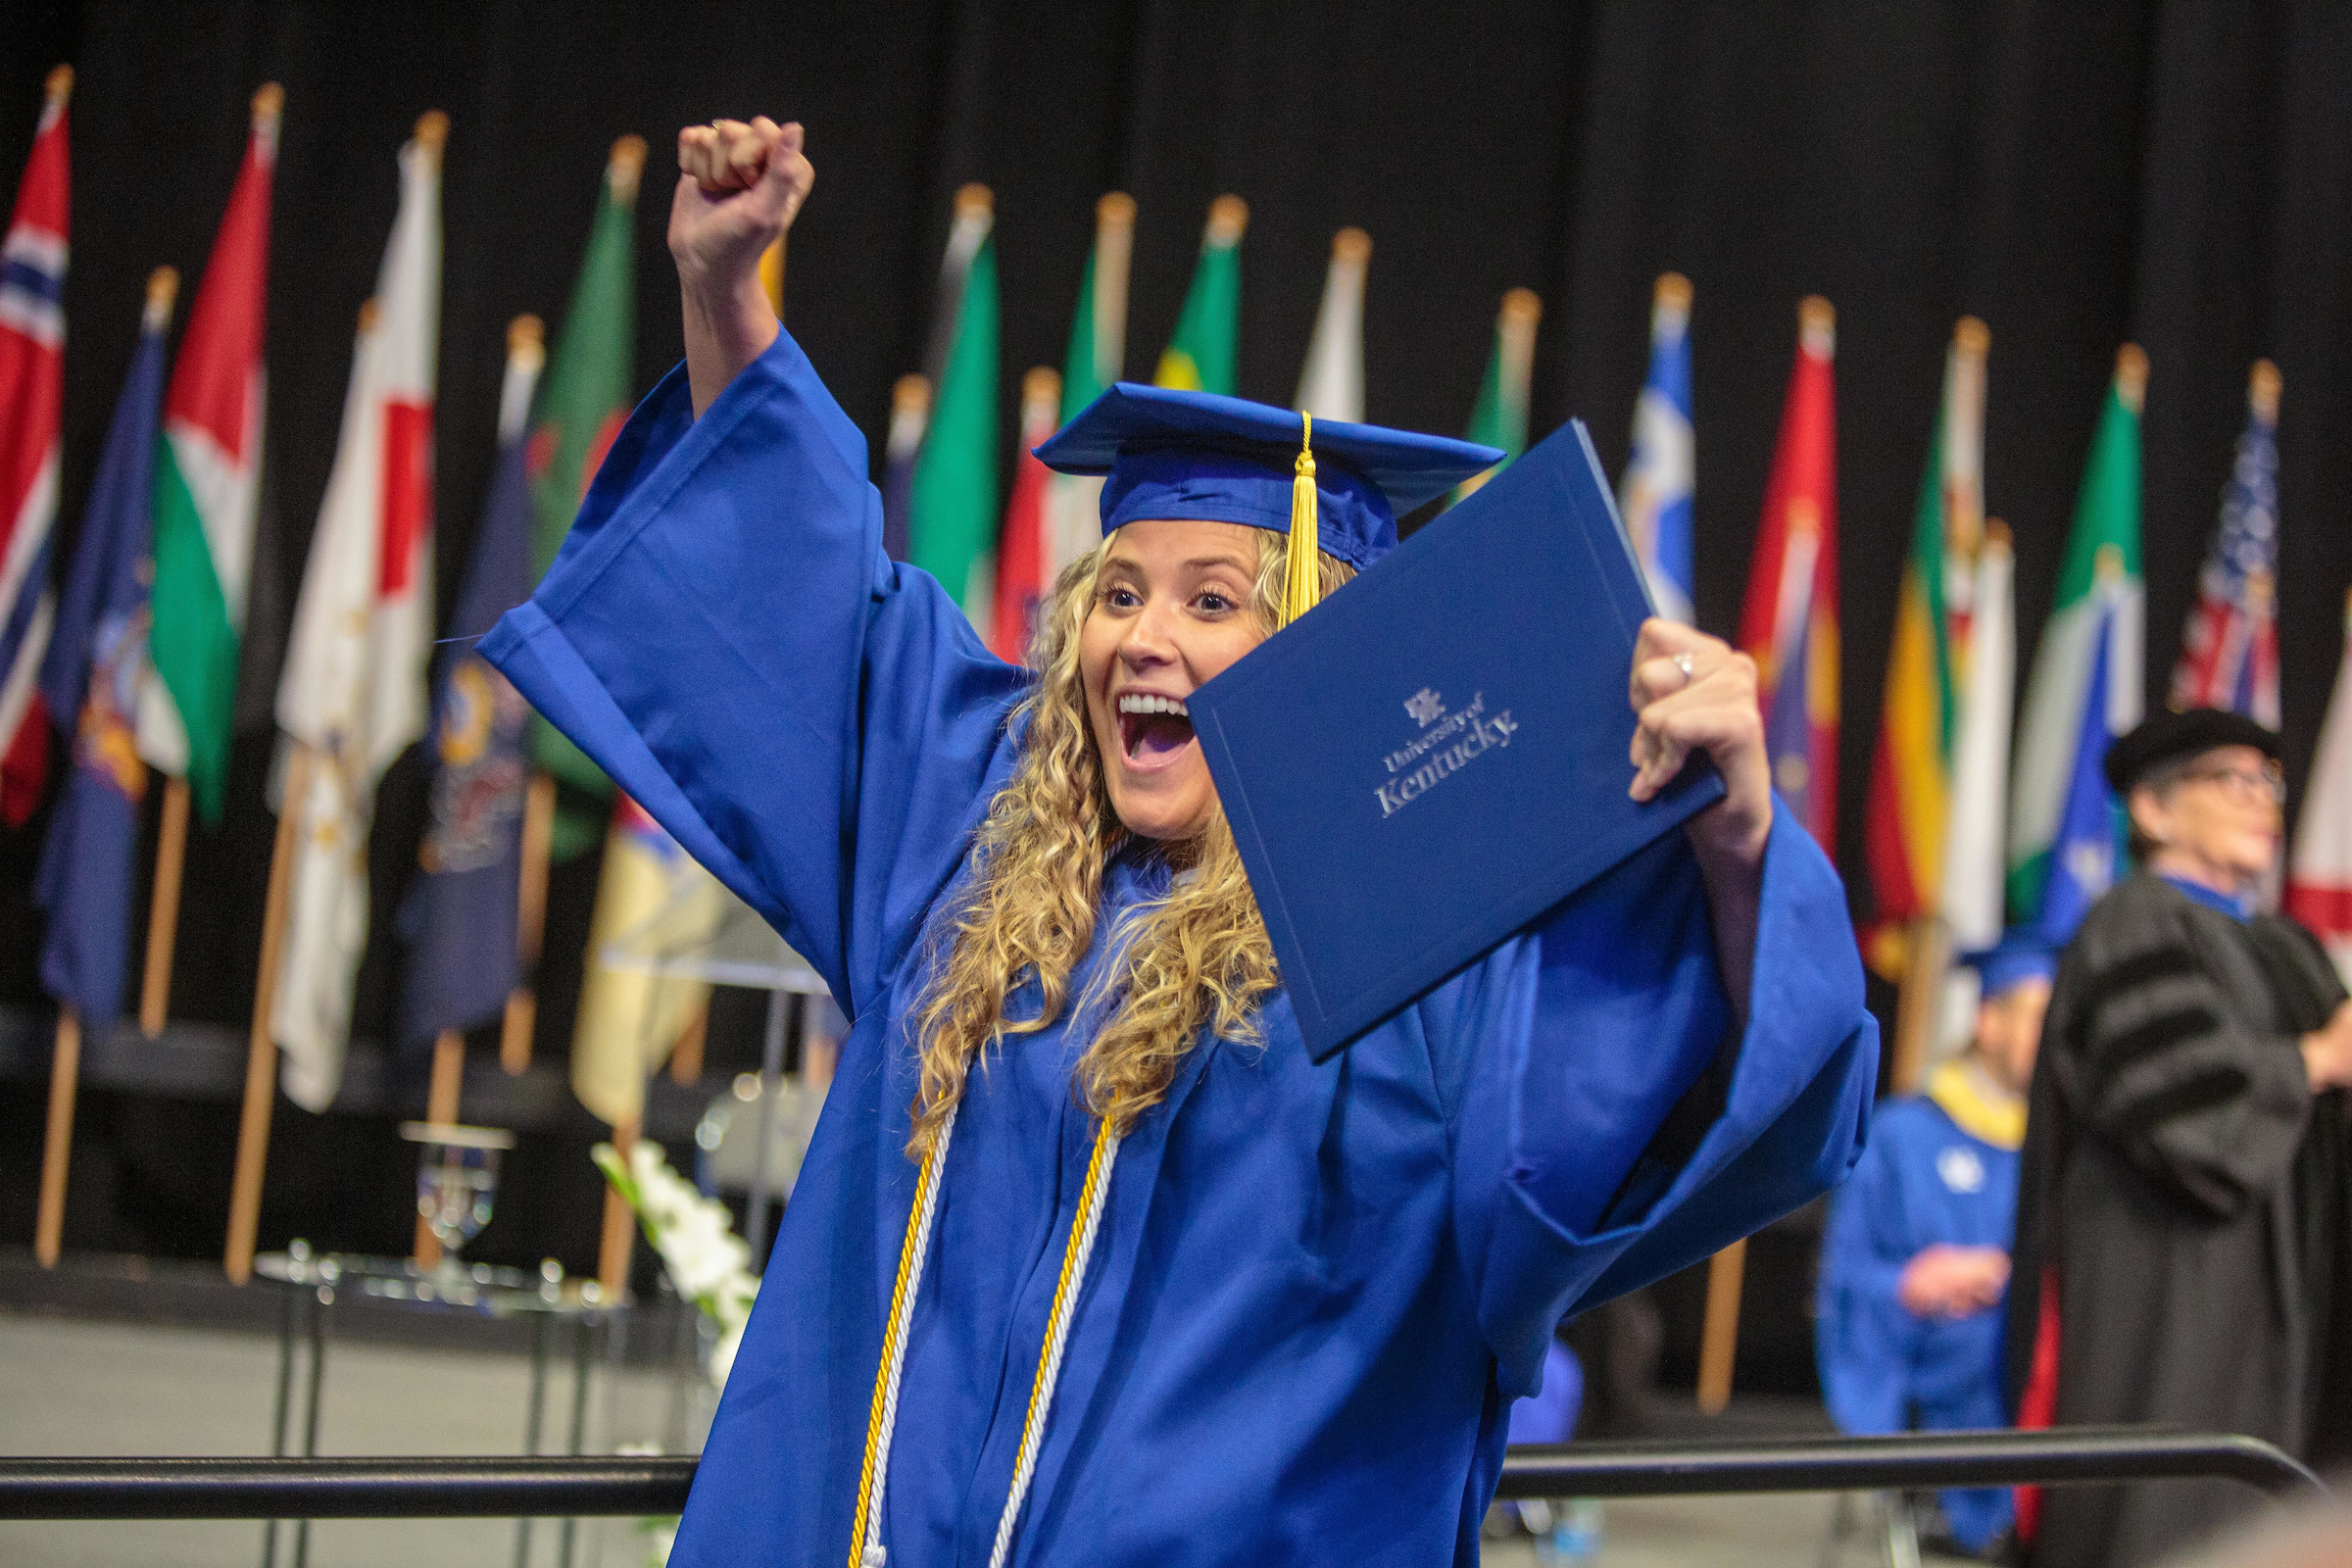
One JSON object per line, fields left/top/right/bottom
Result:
{"left": 252, "top": 1247, "right": 622, "bottom": 1568}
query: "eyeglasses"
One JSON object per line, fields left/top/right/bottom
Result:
{"left": 2176, "top": 762, "right": 2286, "bottom": 805}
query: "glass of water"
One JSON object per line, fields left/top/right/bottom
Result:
{"left": 399, "top": 1122, "right": 516, "bottom": 1264}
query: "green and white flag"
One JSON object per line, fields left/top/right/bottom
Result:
{"left": 1045, "top": 192, "right": 1133, "bottom": 577}
{"left": 526, "top": 135, "right": 643, "bottom": 861}
{"left": 138, "top": 85, "right": 279, "bottom": 823}
{"left": 2006, "top": 346, "right": 2147, "bottom": 918}
{"left": 1154, "top": 196, "right": 1246, "bottom": 396}
{"left": 906, "top": 184, "right": 1000, "bottom": 624}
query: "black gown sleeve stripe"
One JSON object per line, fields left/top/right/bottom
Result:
{"left": 2083, "top": 946, "right": 2200, "bottom": 1007}
{"left": 2108, "top": 1063, "right": 2252, "bottom": 1144}
{"left": 2096, "top": 1004, "right": 2223, "bottom": 1078}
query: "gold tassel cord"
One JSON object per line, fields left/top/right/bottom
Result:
{"left": 1282, "top": 411, "right": 1323, "bottom": 627}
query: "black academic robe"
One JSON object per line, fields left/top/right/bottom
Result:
{"left": 2005, "top": 873, "right": 2352, "bottom": 1568}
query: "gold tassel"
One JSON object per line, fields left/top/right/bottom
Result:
{"left": 1281, "top": 411, "right": 1322, "bottom": 627}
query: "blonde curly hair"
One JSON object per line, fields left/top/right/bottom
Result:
{"left": 906, "top": 525, "right": 1355, "bottom": 1158}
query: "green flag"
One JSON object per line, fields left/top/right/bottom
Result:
{"left": 1154, "top": 195, "right": 1246, "bottom": 396}
{"left": 1453, "top": 287, "right": 1541, "bottom": 505}
{"left": 1046, "top": 193, "right": 1135, "bottom": 576}
{"left": 526, "top": 135, "right": 642, "bottom": 860}
{"left": 2006, "top": 344, "right": 2147, "bottom": 917}
{"left": 907, "top": 186, "right": 1000, "bottom": 623}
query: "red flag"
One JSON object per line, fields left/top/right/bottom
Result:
{"left": 990, "top": 367, "right": 1062, "bottom": 663}
{"left": 1738, "top": 297, "right": 1839, "bottom": 850}
{"left": 0, "top": 67, "right": 71, "bottom": 824}
{"left": 2287, "top": 590, "right": 2352, "bottom": 983}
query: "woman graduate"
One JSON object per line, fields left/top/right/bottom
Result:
{"left": 482, "top": 117, "right": 1879, "bottom": 1567}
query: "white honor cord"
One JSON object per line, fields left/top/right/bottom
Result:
{"left": 986, "top": 1128, "right": 1122, "bottom": 1568}
{"left": 859, "top": 1103, "right": 958, "bottom": 1568}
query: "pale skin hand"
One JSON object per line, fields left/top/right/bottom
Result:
{"left": 1897, "top": 1244, "right": 2011, "bottom": 1319}
{"left": 2303, "top": 1000, "right": 2352, "bottom": 1093}
{"left": 1627, "top": 618, "right": 1773, "bottom": 1026}
{"left": 670, "top": 117, "right": 813, "bottom": 416}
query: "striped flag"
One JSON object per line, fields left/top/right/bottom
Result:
{"left": 1864, "top": 318, "right": 1987, "bottom": 976}
{"left": 907, "top": 184, "right": 1000, "bottom": 625}
{"left": 2170, "top": 360, "right": 2280, "bottom": 726}
{"left": 1935, "top": 520, "right": 2017, "bottom": 1052}
{"left": 270, "top": 116, "right": 443, "bottom": 1111}
{"left": 2009, "top": 347, "right": 2146, "bottom": 921}
{"left": 2287, "top": 592, "right": 2352, "bottom": 985}
{"left": 1045, "top": 192, "right": 1133, "bottom": 577}
{"left": 1456, "top": 288, "right": 1541, "bottom": 505}
{"left": 34, "top": 271, "right": 172, "bottom": 1026}
{"left": 1618, "top": 272, "right": 1694, "bottom": 622}
{"left": 1155, "top": 196, "right": 1246, "bottom": 396}
{"left": 0, "top": 67, "right": 71, "bottom": 826}
{"left": 1295, "top": 227, "right": 1369, "bottom": 421}
{"left": 1739, "top": 297, "right": 1840, "bottom": 850}
{"left": 990, "top": 368, "right": 1060, "bottom": 663}
{"left": 138, "top": 84, "right": 278, "bottom": 825}
{"left": 528, "top": 135, "right": 642, "bottom": 862}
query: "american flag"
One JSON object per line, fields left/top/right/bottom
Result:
{"left": 2170, "top": 362, "right": 2280, "bottom": 726}
{"left": 0, "top": 71, "right": 70, "bottom": 825}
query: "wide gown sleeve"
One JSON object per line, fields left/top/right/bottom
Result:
{"left": 477, "top": 330, "right": 1030, "bottom": 1011}
{"left": 1429, "top": 806, "right": 1878, "bottom": 1394}
{"left": 2054, "top": 896, "right": 2313, "bottom": 1219}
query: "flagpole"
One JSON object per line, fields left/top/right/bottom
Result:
{"left": 33, "top": 1008, "right": 81, "bottom": 1267}
{"left": 137, "top": 778, "right": 191, "bottom": 1036}
{"left": 668, "top": 1004, "right": 709, "bottom": 1085}
{"left": 500, "top": 771, "right": 557, "bottom": 1073}
{"left": 412, "top": 1028, "right": 466, "bottom": 1265}
{"left": 1695, "top": 1237, "right": 1748, "bottom": 1413}
{"left": 597, "top": 1114, "right": 641, "bottom": 1298}
{"left": 223, "top": 742, "right": 312, "bottom": 1284}
{"left": 1888, "top": 915, "right": 1952, "bottom": 1095}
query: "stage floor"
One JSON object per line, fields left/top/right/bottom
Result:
{"left": 0, "top": 1310, "right": 1965, "bottom": 1567}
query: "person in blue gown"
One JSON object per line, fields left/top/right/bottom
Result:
{"left": 1816, "top": 933, "right": 2054, "bottom": 1555}
{"left": 482, "top": 116, "right": 1879, "bottom": 1567}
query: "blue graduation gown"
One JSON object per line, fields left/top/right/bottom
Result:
{"left": 1816, "top": 1071, "right": 2021, "bottom": 1550}
{"left": 480, "top": 329, "right": 1879, "bottom": 1568}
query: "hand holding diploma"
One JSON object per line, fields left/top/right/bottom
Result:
{"left": 1629, "top": 617, "right": 1774, "bottom": 1017}
{"left": 671, "top": 115, "right": 813, "bottom": 415}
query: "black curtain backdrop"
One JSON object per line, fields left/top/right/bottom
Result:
{"left": 3, "top": 1, "right": 2349, "bottom": 1304}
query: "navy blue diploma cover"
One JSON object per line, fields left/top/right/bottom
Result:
{"left": 1193, "top": 420, "right": 1727, "bottom": 1060}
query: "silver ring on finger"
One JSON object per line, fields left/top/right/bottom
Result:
{"left": 1672, "top": 652, "right": 1695, "bottom": 684}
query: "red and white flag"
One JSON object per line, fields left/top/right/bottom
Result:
{"left": 0, "top": 68, "right": 71, "bottom": 825}
{"left": 271, "top": 114, "right": 442, "bottom": 1109}
{"left": 2287, "top": 591, "right": 2352, "bottom": 986}
{"left": 2170, "top": 361, "right": 2281, "bottom": 726}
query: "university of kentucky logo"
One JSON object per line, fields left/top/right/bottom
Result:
{"left": 1374, "top": 685, "right": 1518, "bottom": 818}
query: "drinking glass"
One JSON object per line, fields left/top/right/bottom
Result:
{"left": 399, "top": 1122, "right": 516, "bottom": 1265}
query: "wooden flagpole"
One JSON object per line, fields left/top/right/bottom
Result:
{"left": 668, "top": 1004, "right": 708, "bottom": 1085}
{"left": 137, "top": 776, "right": 191, "bottom": 1037}
{"left": 223, "top": 742, "right": 312, "bottom": 1284}
{"left": 597, "top": 1115, "right": 640, "bottom": 1298}
{"left": 499, "top": 772, "right": 556, "bottom": 1074}
{"left": 412, "top": 1029, "right": 467, "bottom": 1266}
{"left": 1888, "top": 913, "right": 1952, "bottom": 1096}
{"left": 34, "top": 1009, "right": 82, "bottom": 1267}
{"left": 1695, "top": 1237, "right": 1748, "bottom": 1413}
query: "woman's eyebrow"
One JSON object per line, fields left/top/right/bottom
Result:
{"left": 1182, "top": 555, "right": 1253, "bottom": 571}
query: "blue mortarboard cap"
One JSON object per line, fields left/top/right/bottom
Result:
{"left": 1033, "top": 382, "right": 1505, "bottom": 573}
{"left": 1960, "top": 928, "right": 2058, "bottom": 999}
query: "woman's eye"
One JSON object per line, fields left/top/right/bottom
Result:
{"left": 1103, "top": 585, "right": 1141, "bottom": 609}
{"left": 1196, "top": 590, "right": 1235, "bottom": 613}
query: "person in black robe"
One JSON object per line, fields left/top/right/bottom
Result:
{"left": 2005, "top": 708, "right": 2352, "bottom": 1568}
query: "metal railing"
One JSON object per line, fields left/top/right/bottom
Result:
{"left": 0, "top": 1430, "right": 2323, "bottom": 1520}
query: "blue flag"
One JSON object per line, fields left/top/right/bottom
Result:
{"left": 2037, "top": 597, "right": 2126, "bottom": 944}
{"left": 396, "top": 355, "right": 539, "bottom": 1049}
{"left": 35, "top": 301, "right": 170, "bottom": 1026}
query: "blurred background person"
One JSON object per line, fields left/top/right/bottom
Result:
{"left": 1818, "top": 930, "right": 2055, "bottom": 1558}
{"left": 2007, "top": 708, "right": 2352, "bottom": 1568}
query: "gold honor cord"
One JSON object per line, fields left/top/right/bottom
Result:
{"left": 1281, "top": 411, "right": 1323, "bottom": 627}
{"left": 848, "top": 1113, "right": 1123, "bottom": 1568}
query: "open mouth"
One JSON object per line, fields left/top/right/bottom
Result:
{"left": 1115, "top": 693, "right": 1196, "bottom": 762}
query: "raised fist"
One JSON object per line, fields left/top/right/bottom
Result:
{"left": 669, "top": 117, "right": 814, "bottom": 297}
